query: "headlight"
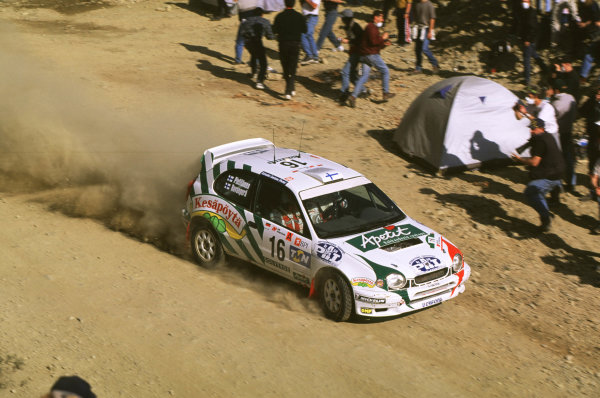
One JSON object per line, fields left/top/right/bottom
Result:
{"left": 386, "top": 273, "right": 406, "bottom": 290}
{"left": 452, "top": 253, "right": 463, "bottom": 273}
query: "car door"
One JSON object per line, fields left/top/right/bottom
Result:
{"left": 252, "top": 176, "right": 312, "bottom": 285}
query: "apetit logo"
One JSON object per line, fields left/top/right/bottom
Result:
{"left": 409, "top": 256, "right": 442, "bottom": 272}
{"left": 346, "top": 224, "right": 427, "bottom": 252}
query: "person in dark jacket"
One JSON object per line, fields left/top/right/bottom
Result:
{"left": 240, "top": 7, "right": 275, "bottom": 90}
{"left": 512, "top": 118, "right": 565, "bottom": 232}
{"left": 518, "top": 0, "right": 547, "bottom": 86}
{"left": 579, "top": 85, "right": 600, "bottom": 175}
{"left": 338, "top": 9, "right": 365, "bottom": 104}
{"left": 273, "top": 0, "right": 307, "bottom": 99}
{"left": 548, "top": 80, "right": 577, "bottom": 192}
{"left": 347, "top": 10, "right": 394, "bottom": 108}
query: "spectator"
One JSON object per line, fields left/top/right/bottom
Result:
{"left": 273, "top": 0, "right": 307, "bottom": 99}
{"left": 512, "top": 118, "right": 565, "bottom": 232}
{"left": 550, "top": 56, "right": 580, "bottom": 102}
{"left": 212, "top": 0, "right": 230, "bottom": 21}
{"left": 233, "top": 2, "right": 258, "bottom": 65}
{"left": 41, "top": 375, "right": 96, "bottom": 398}
{"left": 395, "top": 0, "right": 412, "bottom": 46}
{"left": 410, "top": 0, "right": 440, "bottom": 74}
{"left": 339, "top": 8, "right": 364, "bottom": 104}
{"left": 535, "top": 0, "right": 553, "bottom": 49}
{"left": 590, "top": 153, "right": 600, "bottom": 234}
{"left": 550, "top": 0, "right": 580, "bottom": 48}
{"left": 578, "top": 0, "right": 600, "bottom": 83}
{"left": 517, "top": 0, "right": 548, "bottom": 86}
{"left": 239, "top": 7, "right": 275, "bottom": 90}
{"left": 548, "top": 80, "right": 578, "bottom": 193}
{"left": 579, "top": 84, "right": 600, "bottom": 175}
{"left": 347, "top": 10, "right": 395, "bottom": 108}
{"left": 300, "top": 0, "right": 322, "bottom": 65}
{"left": 515, "top": 86, "right": 560, "bottom": 150}
{"left": 316, "top": 0, "right": 344, "bottom": 52}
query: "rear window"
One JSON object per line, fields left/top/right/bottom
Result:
{"left": 214, "top": 169, "right": 257, "bottom": 209}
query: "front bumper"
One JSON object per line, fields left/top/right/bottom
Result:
{"left": 354, "top": 263, "right": 471, "bottom": 318}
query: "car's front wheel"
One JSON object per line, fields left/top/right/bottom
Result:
{"left": 190, "top": 221, "right": 223, "bottom": 268}
{"left": 319, "top": 271, "right": 353, "bottom": 322}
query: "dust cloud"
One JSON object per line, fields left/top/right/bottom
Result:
{"left": 0, "top": 21, "right": 242, "bottom": 254}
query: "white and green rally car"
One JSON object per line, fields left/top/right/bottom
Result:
{"left": 182, "top": 138, "right": 470, "bottom": 321}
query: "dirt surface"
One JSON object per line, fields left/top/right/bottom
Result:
{"left": 0, "top": 1, "right": 599, "bottom": 397}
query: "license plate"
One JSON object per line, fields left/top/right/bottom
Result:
{"left": 421, "top": 297, "right": 442, "bottom": 308}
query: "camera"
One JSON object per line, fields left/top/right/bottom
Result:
{"left": 515, "top": 138, "right": 533, "bottom": 155}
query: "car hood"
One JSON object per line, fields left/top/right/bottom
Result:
{"left": 328, "top": 219, "right": 460, "bottom": 279}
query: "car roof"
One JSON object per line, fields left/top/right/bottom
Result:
{"left": 205, "top": 138, "right": 364, "bottom": 194}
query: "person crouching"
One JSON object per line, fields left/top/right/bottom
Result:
{"left": 512, "top": 118, "right": 565, "bottom": 233}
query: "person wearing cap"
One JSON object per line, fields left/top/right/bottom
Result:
{"left": 338, "top": 8, "right": 365, "bottom": 104}
{"left": 42, "top": 375, "right": 96, "bottom": 398}
{"left": 347, "top": 10, "right": 395, "bottom": 108}
{"left": 548, "top": 79, "right": 577, "bottom": 193}
{"left": 273, "top": 0, "right": 307, "bottom": 99}
{"left": 512, "top": 118, "right": 565, "bottom": 232}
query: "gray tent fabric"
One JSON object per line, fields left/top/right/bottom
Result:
{"left": 393, "top": 76, "right": 531, "bottom": 172}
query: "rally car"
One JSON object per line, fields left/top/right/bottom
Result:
{"left": 182, "top": 138, "right": 471, "bottom": 321}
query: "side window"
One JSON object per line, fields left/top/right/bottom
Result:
{"left": 214, "top": 170, "right": 257, "bottom": 209}
{"left": 255, "top": 178, "right": 308, "bottom": 237}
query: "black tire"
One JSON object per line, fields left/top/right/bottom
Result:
{"left": 319, "top": 271, "right": 354, "bottom": 322}
{"left": 190, "top": 220, "right": 224, "bottom": 268}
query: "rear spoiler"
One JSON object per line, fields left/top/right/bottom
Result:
{"left": 203, "top": 138, "right": 275, "bottom": 170}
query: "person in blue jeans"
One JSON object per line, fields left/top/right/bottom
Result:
{"left": 517, "top": 0, "right": 547, "bottom": 85}
{"left": 300, "top": 0, "right": 321, "bottom": 64}
{"left": 512, "top": 118, "right": 565, "bottom": 233}
{"left": 411, "top": 0, "right": 439, "bottom": 73}
{"left": 233, "top": 5, "right": 258, "bottom": 64}
{"left": 347, "top": 10, "right": 395, "bottom": 107}
{"left": 316, "top": 0, "right": 344, "bottom": 52}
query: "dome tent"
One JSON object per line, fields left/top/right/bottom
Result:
{"left": 393, "top": 76, "right": 531, "bottom": 173}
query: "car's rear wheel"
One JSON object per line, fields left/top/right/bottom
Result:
{"left": 319, "top": 271, "right": 353, "bottom": 322}
{"left": 190, "top": 221, "right": 223, "bottom": 268}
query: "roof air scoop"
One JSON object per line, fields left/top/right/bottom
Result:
{"left": 302, "top": 167, "right": 343, "bottom": 184}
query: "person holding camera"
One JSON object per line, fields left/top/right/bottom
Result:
{"left": 512, "top": 118, "right": 565, "bottom": 233}
{"left": 346, "top": 10, "right": 395, "bottom": 108}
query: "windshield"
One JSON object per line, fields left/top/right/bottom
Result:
{"left": 302, "top": 183, "right": 406, "bottom": 239}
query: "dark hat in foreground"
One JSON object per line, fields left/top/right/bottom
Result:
{"left": 51, "top": 376, "right": 96, "bottom": 398}
{"left": 530, "top": 118, "right": 545, "bottom": 130}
